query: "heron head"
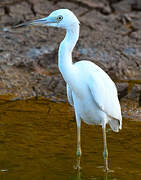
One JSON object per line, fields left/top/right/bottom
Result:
{"left": 14, "top": 9, "right": 80, "bottom": 30}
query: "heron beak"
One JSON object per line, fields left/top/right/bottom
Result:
{"left": 13, "top": 17, "right": 57, "bottom": 28}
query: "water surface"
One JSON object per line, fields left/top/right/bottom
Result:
{"left": 0, "top": 96, "right": 140, "bottom": 180}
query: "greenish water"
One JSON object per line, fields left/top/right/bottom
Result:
{"left": 0, "top": 96, "right": 140, "bottom": 180}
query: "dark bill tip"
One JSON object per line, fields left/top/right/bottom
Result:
{"left": 12, "top": 21, "right": 32, "bottom": 29}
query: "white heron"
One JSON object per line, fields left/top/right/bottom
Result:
{"left": 15, "top": 9, "right": 122, "bottom": 171}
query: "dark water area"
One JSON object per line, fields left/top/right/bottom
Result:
{"left": 0, "top": 96, "right": 140, "bottom": 180}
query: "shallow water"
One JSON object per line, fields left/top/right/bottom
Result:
{"left": 0, "top": 96, "right": 140, "bottom": 180}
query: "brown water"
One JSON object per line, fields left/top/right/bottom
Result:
{"left": 0, "top": 96, "right": 140, "bottom": 180}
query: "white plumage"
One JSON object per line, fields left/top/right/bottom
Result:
{"left": 16, "top": 9, "right": 122, "bottom": 171}
{"left": 67, "top": 60, "right": 122, "bottom": 131}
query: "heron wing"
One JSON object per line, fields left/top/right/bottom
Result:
{"left": 73, "top": 60, "right": 122, "bottom": 130}
{"left": 88, "top": 69, "right": 122, "bottom": 128}
{"left": 66, "top": 84, "right": 74, "bottom": 106}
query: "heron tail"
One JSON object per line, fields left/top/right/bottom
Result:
{"left": 109, "top": 117, "right": 121, "bottom": 132}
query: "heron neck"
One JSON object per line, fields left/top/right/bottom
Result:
{"left": 58, "top": 23, "right": 79, "bottom": 86}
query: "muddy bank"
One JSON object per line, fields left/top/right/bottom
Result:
{"left": 0, "top": 0, "right": 140, "bottom": 102}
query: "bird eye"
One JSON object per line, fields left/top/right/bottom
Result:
{"left": 57, "top": 15, "right": 63, "bottom": 22}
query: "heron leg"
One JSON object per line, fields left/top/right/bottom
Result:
{"left": 75, "top": 112, "right": 81, "bottom": 170}
{"left": 102, "top": 125, "right": 109, "bottom": 171}
{"left": 76, "top": 124, "right": 81, "bottom": 157}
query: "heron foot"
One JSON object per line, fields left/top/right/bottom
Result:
{"left": 74, "top": 157, "right": 82, "bottom": 171}
{"left": 104, "top": 166, "right": 109, "bottom": 172}
{"left": 104, "top": 168, "right": 114, "bottom": 173}
{"left": 74, "top": 164, "right": 81, "bottom": 171}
